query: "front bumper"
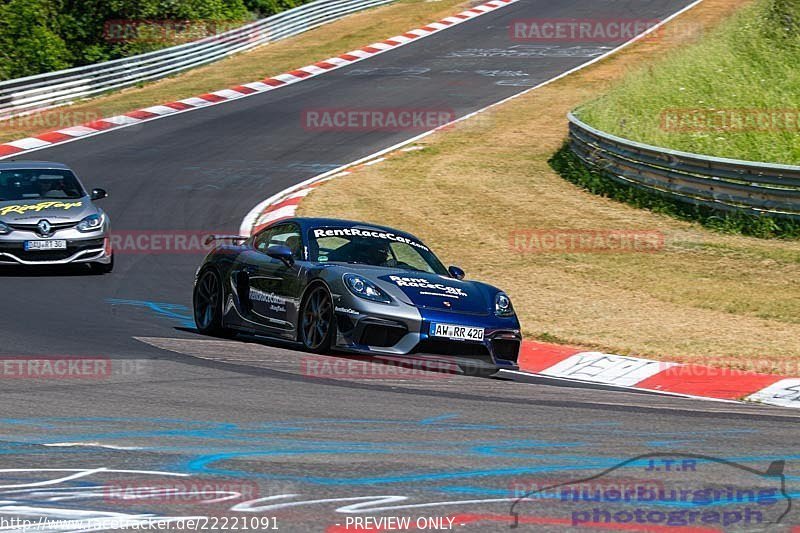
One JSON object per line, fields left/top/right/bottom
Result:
{"left": 332, "top": 298, "right": 521, "bottom": 370}
{"left": 0, "top": 228, "right": 111, "bottom": 265}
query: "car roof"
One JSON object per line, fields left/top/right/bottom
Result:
{"left": 278, "top": 217, "right": 425, "bottom": 242}
{"left": 0, "top": 161, "right": 73, "bottom": 171}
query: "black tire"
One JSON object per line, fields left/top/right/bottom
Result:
{"left": 194, "top": 268, "right": 234, "bottom": 338}
{"left": 89, "top": 255, "right": 114, "bottom": 274}
{"left": 299, "top": 284, "right": 335, "bottom": 353}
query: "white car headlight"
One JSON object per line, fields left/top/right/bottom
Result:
{"left": 76, "top": 214, "right": 104, "bottom": 233}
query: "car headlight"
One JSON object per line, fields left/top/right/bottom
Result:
{"left": 495, "top": 292, "right": 515, "bottom": 317}
{"left": 0, "top": 221, "right": 10, "bottom": 235}
{"left": 344, "top": 274, "right": 392, "bottom": 303}
{"left": 76, "top": 214, "right": 104, "bottom": 233}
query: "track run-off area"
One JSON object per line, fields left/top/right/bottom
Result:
{"left": 1, "top": 0, "right": 798, "bottom": 531}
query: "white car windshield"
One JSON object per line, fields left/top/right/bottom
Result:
{"left": 0, "top": 169, "right": 85, "bottom": 201}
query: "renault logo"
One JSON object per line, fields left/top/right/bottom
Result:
{"left": 36, "top": 219, "right": 53, "bottom": 237}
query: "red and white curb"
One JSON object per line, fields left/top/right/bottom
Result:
{"left": 518, "top": 341, "right": 800, "bottom": 408}
{"left": 0, "top": 0, "right": 518, "bottom": 160}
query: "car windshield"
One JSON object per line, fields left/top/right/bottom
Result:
{"left": 0, "top": 169, "right": 85, "bottom": 201}
{"left": 308, "top": 226, "right": 448, "bottom": 275}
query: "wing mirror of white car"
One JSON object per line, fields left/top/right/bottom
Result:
{"left": 91, "top": 188, "right": 108, "bottom": 201}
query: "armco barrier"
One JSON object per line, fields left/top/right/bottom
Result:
{"left": 568, "top": 112, "right": 800, "bottom": 219}
{"left": 0, "top": 0, "right": 393, "bottom": 119}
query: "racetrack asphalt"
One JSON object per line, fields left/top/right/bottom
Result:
{"left": 2, "top": 0, "right": 798, "bottom": 530}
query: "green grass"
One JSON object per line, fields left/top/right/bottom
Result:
{"left": 577, "top": 0, "right": 800, "bottom": 164}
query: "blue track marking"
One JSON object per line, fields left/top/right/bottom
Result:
{"left": 106, "top": 298, "right": 195, "bottom": 328}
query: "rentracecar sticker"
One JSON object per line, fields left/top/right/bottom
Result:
{"left": 249, "top": 288, "right": 288, "bottom": 314}
{"left": 387, "top": 275, "right": 468, "bottom": 298}
{"left": 312, "top": 227, "right": 430, "bottom": 251}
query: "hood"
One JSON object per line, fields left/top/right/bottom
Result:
{"left": 377, "top": 271, "right": 493, "bottom": 315}
{"left": 0, "top": 196, "right": 96, "bottom": 223}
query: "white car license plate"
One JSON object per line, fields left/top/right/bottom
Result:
{"left": 430, "top": 322, "right": 484, "bottom": 341}
{"left": 24, "top": 240, "right": 67, "bottom": 251}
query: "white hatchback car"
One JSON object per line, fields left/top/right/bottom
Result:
{"left": 0, "top": 161, "right": 113, "bottom": 272}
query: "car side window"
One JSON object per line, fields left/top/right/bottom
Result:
{"left": 253, "top": 223, "right": 303, "bottom": 260}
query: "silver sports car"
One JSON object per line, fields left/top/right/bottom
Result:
{"left": 0, "top": 161, "right": 113, "bottom": 272}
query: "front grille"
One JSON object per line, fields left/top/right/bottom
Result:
{"left": 358, "top": 323, "right": 407, "bottom": 347}
{"left": 0, "top": 238, "right": 104, "bottom": 262}
{"left": 416, "top": 338, "right": 490, "bottom": 358}
{"left": 491, "top": 338, "right": 520, "bottom": 363}
{"left": 8, "top": 221, "right": 77, "bottom": 232}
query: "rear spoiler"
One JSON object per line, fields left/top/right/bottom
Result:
{"left": 204, "top": 234, "right": 248, "bottom": 246}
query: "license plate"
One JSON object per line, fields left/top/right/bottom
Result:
{"left": 24, "top": 240, "right": 67, "bottom": 251}
{"left": 430, "top": 322, "right": 484, "bottom": 341}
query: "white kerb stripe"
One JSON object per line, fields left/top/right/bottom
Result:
{"left": 242, "top": 81, "right": 272, "bottom": 91}
{"left": 538, "top": 351, "right": 677, "bottom": 388}
{"left": 54, "top": 126, "right": 97, "bottom": 137}
{"left": 212, "top": 89, "right": 246, "bottom": 99}
{"left": 324, "top": 57, "right": 351, "bottom": 66}
{"left": 272, "top": 73, "right": 302, "bottom": 83}
{"left": 344, "top": 50, "right": 374, "bottom": 59}
{"left": 140, "top": 105, "right": 179, "bottom": 116}
{"left": 297, "top": 65, "right": 328, "bottom": 75}
{"left": 102, "top": 115, "right": 142, "bottom": 125}
{"left": 7, "top": 138, "right": 52, "bottom": 150}
{"left": 746, "top": 379, "right": 800, "bottom": 408}
{"left": 179, "top": 97, "right": 214, "bottom": 107}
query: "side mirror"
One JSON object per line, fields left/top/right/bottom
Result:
{"left": 91, "top": 188, "right": 107, "bottom": 201}
{"left": 267, "top": 244, "right": 295, "bottom": 267}
{"left": 448, "top": 265, "right": 465, "bottom": 280}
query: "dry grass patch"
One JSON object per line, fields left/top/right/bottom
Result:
{"left": 0, "top": 0, "right": 469, "bottom": 144}
{"left": 300, "top": 0, "right": 800, "bottom": 369}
